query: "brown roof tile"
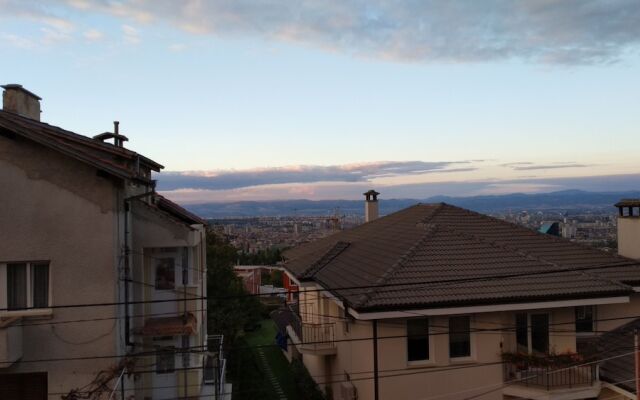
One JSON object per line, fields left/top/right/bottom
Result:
{"left": 283, "top": 204, "right": 637, "bottom": 312}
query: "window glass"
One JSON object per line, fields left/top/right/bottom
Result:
{"left": 32, "top": 263, "right": 49, "bottom": 308}
{"left": 7, "top": 263, "right": 27, "bottom": 310}
{"left": 407, "top": 318, "right": 429, "bottom": 361}
{"left": 516, "top": 313, "right": 528, "bottom": 352}
{"left": 155, "top": 258, "right": 175, "bottom": 290}
{"left": 449, "top": 316, "right": 471, "bottom": 358}
{"left": 531, "top": 314, "right": 549, "bottom": 354}
{"left": 575, "top": 306, "right": 594, "bottom": 333}
{"left": 156, "top": 348, "right": 176, "bottom": 374}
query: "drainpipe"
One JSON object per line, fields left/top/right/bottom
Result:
{"left": 635, "top": 329, "right": 640, "bottom": 398}
{"left": 373, "top": 319, "right": 379, "bottom": 400}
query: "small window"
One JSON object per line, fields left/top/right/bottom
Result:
{"left": 155, "top": 258, "right": 175, "bottom": 290}
{"left": 407, "top": 318, "right": 429, "bottom": 362}
{"left": 7, "top": 262, "right": 50, "bottom": 310}
{"left": 575, "top": 306, "right": 594, "bottom": 333}
{"left": 156, "top": 348, "right": 176, "bottom": 374}
{"left": 449, "top": 316, "right": 471, "bottom": 358}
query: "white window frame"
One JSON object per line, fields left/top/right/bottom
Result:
{"left": 0, "top": 261, "right": 52, "bottom": 316}
{"left": 516, "top": 312, "right": 551, "bottom": 354}
{"left": 575, "top": 305, "right": 597, "bottom": 336}
{"left": 448, "top": 315, "right": 476, "bottom": 362}
{"left": 406, "top": 317, "right": 434, "bottom": 366}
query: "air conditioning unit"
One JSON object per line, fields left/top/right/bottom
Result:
{"left": 341, "top": 381, "right": 357, "bottom": 400}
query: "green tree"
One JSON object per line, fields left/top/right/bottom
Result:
{"left": 206, "top": 230, "right": 262, "bottom": 346}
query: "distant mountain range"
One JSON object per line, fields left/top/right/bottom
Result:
{"left": 183, "top": 190, "right": 640, "bottom": 219}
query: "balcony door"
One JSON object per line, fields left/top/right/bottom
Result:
{"left": 516, "top": 312, "right": 549, "bottom": 354}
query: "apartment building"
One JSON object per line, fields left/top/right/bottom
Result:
{"left": 0, "top": 85, "right": 226, "bottom": 399}
{"left": 281, "top": 193, "right": 640, "bottom": 400}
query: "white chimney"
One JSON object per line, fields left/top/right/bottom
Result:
{"left": 2, "top": 84, "right": 41, "bottom": 121}
{"left": 364, "top": 190, "right": 380, "bottom": 223}
{"left": 616, "top": 199, "right": 640, "bottom": 259}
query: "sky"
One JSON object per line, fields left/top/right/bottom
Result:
{"left": 1, "top": 0, "right": 639, "bottom": 203}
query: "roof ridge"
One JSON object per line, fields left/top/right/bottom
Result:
{"left": 300, "top": 241, "right": 351, "bottom": 279}
{"left": 355, "top": 203, "right": 445, "bottom": 308}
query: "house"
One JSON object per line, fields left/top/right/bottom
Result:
{"left": 233, "top": 265, "right": 263, "bottom": 295}
{"left": 281, "top": 192, "right": 640, "bottom": 400}
{"left": 0, "top": 85, "right": 228, "bottom": 399}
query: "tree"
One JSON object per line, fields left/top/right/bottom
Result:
{"left": 206, "top": 230, "right": 262, "bottom": 347}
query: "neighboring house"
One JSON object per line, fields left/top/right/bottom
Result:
{"left": 0, "top": 85, "right": 228, "bottom": 399}
{"left": 281, "top": 193, "right": 640, "bottom": 400}
{"left": 233, "top": 265, "right": 263, "bottom": 295}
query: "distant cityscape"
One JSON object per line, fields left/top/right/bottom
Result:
{"left": 209, "top": 205, "right": 619, "bottom": 254}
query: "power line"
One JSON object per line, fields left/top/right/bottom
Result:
{"left": 1, "top": 259, "right": 636, "bottom": 313}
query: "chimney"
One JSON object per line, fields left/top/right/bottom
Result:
{"left": 615, "top": 199, "right": 640, "bottom": 259}
{"left": 364, "top": 190, "right": 380, "bottom": 223}
{"left": 2, "top": 84, "right": 42, "bottom": 121}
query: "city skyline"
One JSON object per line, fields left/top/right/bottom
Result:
{"left": 1, "top": 0, "right": 639, "bottom": 201}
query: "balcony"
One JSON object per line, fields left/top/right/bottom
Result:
{"left": 0, "top": 317, "right": 23, "bottom": 367}
{"left": 503, "top": 361, "right": 601, "bottom": 400}
{"left": 202, "top": 335, "right": 231, "bottom": 400}
{"left": 287, "top": 310, "right": 336, "bottom": 355}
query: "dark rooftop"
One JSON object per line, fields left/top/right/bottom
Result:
{"left": 284, "top": 203, "right": 639, "bottom": 312}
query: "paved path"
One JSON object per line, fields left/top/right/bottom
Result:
{"left": 257, "top": 349, "right": 287, "bottom": 400}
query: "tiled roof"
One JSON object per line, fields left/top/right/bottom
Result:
{"left": 284, "top": 204, "right": 637, "bottom": 312}
{"left": 597, "top": 318, "right": 640, "bottom": 393}
{"left": 0, "top": 110, "right": 163, "bottom": 182}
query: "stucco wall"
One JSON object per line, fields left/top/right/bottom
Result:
{"left": 297, "top": 282, "right": 586, "bottom": 400}
{"left": 0, "top": 135, "right": 121, "bottom": 399}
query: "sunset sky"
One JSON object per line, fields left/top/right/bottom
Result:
{"left": 1, "top": 1, "right": 639, "bottom": 202}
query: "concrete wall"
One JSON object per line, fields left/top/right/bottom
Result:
{"left": 0, "top": 135, "right": 121, "bottom": 399}
{"left": 618, "top": 217, "right": 640, "bottom": 260}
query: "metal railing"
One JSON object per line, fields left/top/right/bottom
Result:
{"left": 504, "top": 362, "right": 599, "bottom": 390}
{"left": 290, "top": 309, "right": 335, "bottom": 351}
{"left": 204, "top": 334, "right": 226, "bottom": 399}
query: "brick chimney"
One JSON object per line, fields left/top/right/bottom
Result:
{"left": 2, "top": 84, "right": 41, "bottom": 121}
{"left": 364, "top": 190, "right": 380, "bottom": 223}
{"left": 615, "top": 199, "right": 640, "bottom": 259}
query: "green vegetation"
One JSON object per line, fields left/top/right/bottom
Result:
{"left": 206, "top": 231, "right": 263, "bottom": 346}
{"left": 238, "top": 247, "right": 284, "bottom": 266}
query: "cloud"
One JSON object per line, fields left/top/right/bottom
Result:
{"left": 0, "top": 0, "right": 75, "bottom": 45}
{"left": 505, "top": 162, "right": 594, "bottom": 171}
{"left": 0, "top": 33, "right": 36, "bottom": 49}
{"left": 62, "top": 0, "right": 640, "bottom": 64}
{"left": 121, "top": 24, "right": 140, "bottom": 44}
{"left": 159, "top": 173, "right": 640, "bottom": 203}
{"left": 83, "top": 28, "right": 104, "bottom": 41}
{"left": 155, "top": 161, "right": 473, "bottom": 191}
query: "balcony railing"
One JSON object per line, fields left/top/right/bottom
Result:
{"left": 504, "top": 362, "right": 599, "bottom": 390}
{"left": 204, "top": 335, "right": 227, "bottom": 399}
{"left": 289, "top": 310, "right": 336, "bottom": 353}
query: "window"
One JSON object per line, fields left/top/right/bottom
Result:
{"left": 515, "top": 313, "right": 550, "bottom": 354}
{"left": 407, "top": 318, "right": 429, "bottom": 362}
{"left": 449, "top": 316, "right": 471, "bottom": 358}
{"left": 155, "top": 258, "right": 175, "bottom": 290}
{"left": 156, "top": 347, "right": 176, "bottom": 374}
{"left": 7, "top": 262, "right": 50, "bottom": 310}
{"left": 531, "top": 314, "right": 549, "bottom": 354}
{"left": 575, "top": 306, "right": 594, "bottom": 333}
{"left": 516, "top": 313, "right": 528, "bottom": 352}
